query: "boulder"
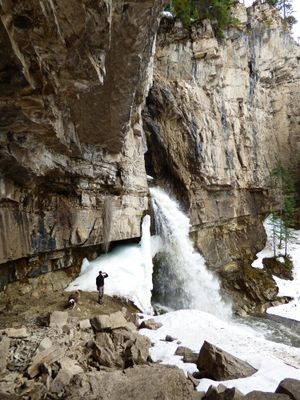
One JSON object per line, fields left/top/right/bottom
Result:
{"left": 79, "top": 319, "right": 92, "bottom": 331}
{"left": 275, "top": 378, "right": 300, "bottom": 400}
{"left": 92, "top": 330, "right": 151, "bottom": 368}
{"left": 203, "top": 385, "right": 244, "bottom": 400}
{"left": 197, "top": 341, "right": 257, "bottom": 380}
{"left": 90, "top": 311, "right": 128, "bottom": 331}
{"left": 138, "top": 318, "right": 162, "bottom": 330}
{"left": 28, "top": 346, "right": 65, "bottom": 378}
{"left": 0, "top": 336, "right": 10, "bottom": 372}
{"left": 187, "top": 371, "right": 200, "bottom": 387}
{"left": 63, "top": 364, "right": 195, "bottom": 400}
{"left": 165, "top": 335, "right": 177, "bottom": 342}
{"left": 245, "top": 392, "right": 290, "bottom": 400}
{"left": 50, "top": 358, "right": 83, "bottom": 396}
{"left": 49, "top": 311, "right": 68, "bottom": 328}
{"left": 36, "top": 337, "right": 52, "bottom": 353}
{"left": 263, "top": 257, "right": 293, "bottom": 280}
{"left": 5, "top": 328, "right": 28, "bottom": 338}
{"left": 175, "top": 346, "right": 198, "bottom": 363}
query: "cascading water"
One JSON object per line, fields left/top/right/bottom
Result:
{"left": 150, "top": 187, "right": 231, "bottom": 319}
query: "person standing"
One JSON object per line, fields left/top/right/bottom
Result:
{"left": 96, "top": 270, "right": 108, "bottom": 304}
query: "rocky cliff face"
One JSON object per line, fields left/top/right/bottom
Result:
{"left": 0, "top": 0, "right": 165, "bottom": 289}
{"left": 0, "top": 1, "right": 299, "bottom": 313}
{"left": 143, "top": 3, "right": 300, "bottom": 312}
{"left": 144, "top": 4, "right": 300, "bottom": 310}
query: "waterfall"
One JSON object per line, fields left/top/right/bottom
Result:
{"left": 150, "top": 187, "right": 231, "bottom": 319}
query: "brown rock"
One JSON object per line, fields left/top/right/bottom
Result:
{"left": 92, "top": 329, "right": 151, "bottom": 369}
{"left": 175, "top": 346, "right": 199, "bottom": 364}
{"left": 28, "top": 346, "right": 65, "bottom": 378}
{"left": 197, "top": 341, "right": 257, "bottom": 380}
{"left": 203, "top": 384, "right": 245, "bottom": 400}
{"left": 275, "top": 378, "right": 300, "bottom": 400}
{"left": 91, "top": 311, "right": 129, "bottom": 331}
{"left": 64, "top": 364, "right": 194, "bottom": 400}
{"left": 139, "top": 318, "right": 162, "bottom": 330}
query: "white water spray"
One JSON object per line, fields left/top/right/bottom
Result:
{"left": 150, "top": 187, "right": 231, "bottom": 319}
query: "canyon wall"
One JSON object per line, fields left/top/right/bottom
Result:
{"left": 0, "top": 0, "right": 299, "bottom": 312}
{"left": 143, "top": 3, "right": 300, "bottom": 312}
{"left": 145, "top": 3, "right": 300, "bottom": 262}
{"left": 0, "top": 0, "right": 165, "bottom": 289}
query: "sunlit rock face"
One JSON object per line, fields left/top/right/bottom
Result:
{"left": 0, "top": 0, "right": 165, "bottom": 287}
{"left": 143, "top": 3, "right": 300, "bottom": 311}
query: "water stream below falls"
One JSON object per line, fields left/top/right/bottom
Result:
{"left": 150, "top": 187, "right": 231, "bottom": 319}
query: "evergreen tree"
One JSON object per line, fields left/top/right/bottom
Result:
{"left": 266, "top": 0, "right": 296, "bottom": 26}
{"left": 271, "top": 160, "right": 296, "bottom": 257}
{"left": 169, "top": 0, "right": 238, "bottom": 37}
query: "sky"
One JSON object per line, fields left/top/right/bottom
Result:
{"left": 244, "top": 0, "right": 300, "bottom": 41}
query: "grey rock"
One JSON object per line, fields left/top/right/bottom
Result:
{"left": 49, "top": 311, "right": 68, "bottom": 328}
{"left": 0, "top": 336, "right": 10, "bottom": 372}
{"left": 28, "top": 346, "right": 65, "bottom": 378}
{"left": 197, "top": 341, "right": 257, "bottom": 380}
{"left": 5, "top": 328, "right": 28, "bottom": 338}
{"left": 36, "top": 337, "right": 52, "bottom": 353}
{"left": 187, "top": 371, "right": 200, "bottom": 387}
{"left": 79, "top": 319, "right": 92, "bottom": 331}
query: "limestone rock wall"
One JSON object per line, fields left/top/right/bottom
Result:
{"left": 0, "top": 0, "right": 165, "bottom": 289}
{"left": 144, "top": 2, "right": 300, "bottom": 274}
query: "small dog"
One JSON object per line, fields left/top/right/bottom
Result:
{"left": 65, "top": 290, "right": 81, "bottom": 309}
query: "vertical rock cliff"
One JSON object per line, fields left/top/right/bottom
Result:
{"left": 0, "top": 0, "right": 165, "bottom": 289}
{"left": 143, "top": 3, "right": 300, "bottom": 312}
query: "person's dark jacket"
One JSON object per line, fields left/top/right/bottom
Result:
{"left": 96, "top": 272, "right": 108, "bottom": 288}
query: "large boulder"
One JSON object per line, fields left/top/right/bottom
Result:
{"left": 92, "top": 329, "right": 151, "bottom": 369}
{"left": 203, "top": 385, "right": 244, "bottom": 400}
{"left": 50, "top": 357, "right": 84, "bottom": 396}
{"left": 175, "top": 346, "right": 199, "bottom": 364}
{"left": 275, "top": 378, "right": 300, "bottom": 400}
{"left": 90, "top": 311, "right": 129, "bottom": 331}
{"left": 197, "top": 341, "right": 257, "bottom": 380}
{"left": 63, "top": 364, "right": 195, "bottom": 400}
{"left": 27, "top": 346, "right": 65, "bottom": 378}
{"left": 262, "top": 257, "right": 294, "bottom": 280}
